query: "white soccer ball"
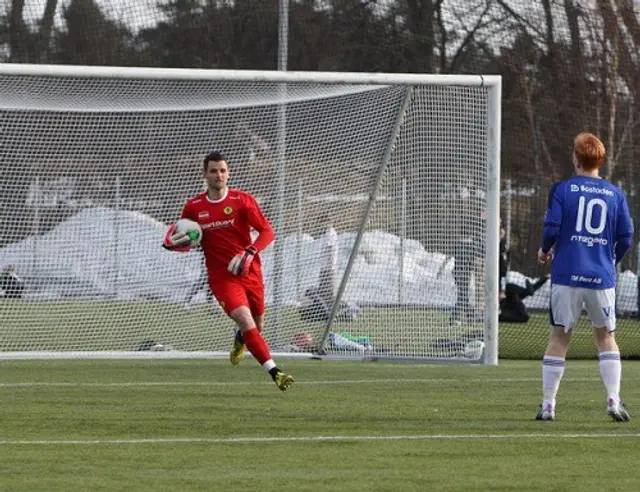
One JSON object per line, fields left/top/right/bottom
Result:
{"left": 175, "top": 218, "right": 203, "bottom": 245}
{"left": 151, "top": 343, "right": 173, "bottom": 351}
{"left": 463, "top": 340, "right": 485, "bottom": 361}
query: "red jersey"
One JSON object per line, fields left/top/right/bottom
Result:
{"left": 181, "top": 188, "right": 275, "bottom": 279}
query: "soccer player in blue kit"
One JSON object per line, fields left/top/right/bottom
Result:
{"left": 536, "top": 132, "right": 634, "bottom": 422}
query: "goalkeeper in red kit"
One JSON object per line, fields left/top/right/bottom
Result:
{"left": 163, "top": 151, "right": 294, "bottom": 391}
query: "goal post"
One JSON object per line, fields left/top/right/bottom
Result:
{"left": 0, "top": 64, "right": 501, "bottom": 364}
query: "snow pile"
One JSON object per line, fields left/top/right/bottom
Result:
{"left": 1, "top": 207, "right": 636, "bottom": 312}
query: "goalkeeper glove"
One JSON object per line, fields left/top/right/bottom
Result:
{"left": 228, "top": 246, "right": 257, "bottom": 276}
{"left": 162, "top": 223, "right": 191, "bottom": 252}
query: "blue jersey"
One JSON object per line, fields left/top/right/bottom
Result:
{"left": 542, "top": 175, "right": 633, "bottom": 289}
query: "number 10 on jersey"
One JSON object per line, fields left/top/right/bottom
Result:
{"left": 576, "top": 196, "right": 607, "bottom": 235}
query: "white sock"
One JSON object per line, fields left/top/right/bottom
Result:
{"left": 598, "top": 351, "right": 621, "bottom": 401}
{"left": 542, "top": 355, "right": 565, "bottom": 407}
{"left": 263, "top": 359, "right": 276, "bottom": 372}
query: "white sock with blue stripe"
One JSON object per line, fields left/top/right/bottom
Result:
{"left": 598, "top": 351, "right": 621, "bottom": 402}
{"left": 542, "top": 355, "right": 565, "bottom": 408}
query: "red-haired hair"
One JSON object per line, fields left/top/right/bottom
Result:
{"left": 574, "top": 132, "right": 605, "bottom": 171}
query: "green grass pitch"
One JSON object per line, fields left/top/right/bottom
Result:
{"left": 1, "top": 300, "right": 640, "bottom": 490}
{"left": 1, "top": 359, "right": 639, "bottom": 491}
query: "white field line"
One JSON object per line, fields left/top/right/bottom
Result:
{"left": 1, "top": 433, "right": 640, "bottom": 446}
{"left": 0, "top": 377, "right": 617, "bottom": 388}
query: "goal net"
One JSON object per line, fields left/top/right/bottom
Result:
{"left": 0, "top": 65, "right": 500, "bottom": 363}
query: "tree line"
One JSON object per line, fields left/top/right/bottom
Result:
{"left": 1, "top": 0, "right": 639, "bottom": 273}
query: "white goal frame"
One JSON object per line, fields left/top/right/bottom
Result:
{"left": 0, "top": 64, "right": 501, "bottom": 364}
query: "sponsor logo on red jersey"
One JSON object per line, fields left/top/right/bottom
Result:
{"left": 202, "top": 218, "right": 235, "bottom": 230}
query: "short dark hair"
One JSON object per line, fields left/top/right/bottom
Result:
{"left": 203, "top": 151, "right": 226, "bottom": 171}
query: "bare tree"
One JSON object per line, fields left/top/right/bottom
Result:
{"left": 36, "top": 0, "right": 59, "bottom": 63}
{"left": 8, "top": 0, "right": 27, "bottom": 61}
{"left": 7, "top": 0, "right": 58, "bottom": 62}
{"left": 595, "top": 0, "right": 639, "bottom": 179}
{"left": 401, "top": 0, "right": 441, "bottom": 72}
{"left": 541, "top": 0, "right": 554, "bottom": 57}
{"left": 564, "top": 0, "right": 588, "bottom": 122}
{"left": 442, "top": 0, "right": 495, "bottom": 73}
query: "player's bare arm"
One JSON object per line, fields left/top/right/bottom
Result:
{"left": 537, "top": 248, "right": 552, "bottom": 264}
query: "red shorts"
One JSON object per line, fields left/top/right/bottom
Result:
{"left": 208, "top": 272, "right": 265, "bottom": 317}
